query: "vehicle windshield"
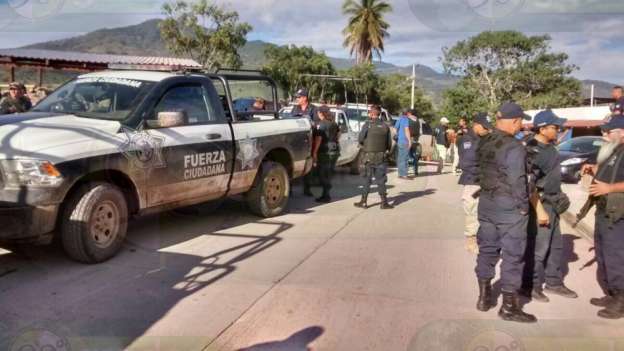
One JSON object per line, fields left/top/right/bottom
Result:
{"left": 557, "top": 137, "right": 605, "bottom": 153}
{"left": 33, "top": 77, "right": 155, "bottom": 120}
{"left": 345, "top": 108, "right": 369, "bottom": 122}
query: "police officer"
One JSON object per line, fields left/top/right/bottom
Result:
{"left": 523, "top": 110, "right": 577, "bottom": 303}
{"left": 291, "top": 88, "right": 318, "bottom": 123}
{"left": 474, "top": 102, "right": 536, "bottom": 323}
{"left": 458, "top": 112, "right": 492, "bottom": 254}
{"left": 354, "top": 105, "right": 394, "bottom": 210}
{"left": 310, "top": 105, "right": 340, "bottom": 203}
{"left": 582, "top": 117, "right": 624, "bottom": 319}
{"left": 0, "top": 82, "right": 32, "bottom": 115}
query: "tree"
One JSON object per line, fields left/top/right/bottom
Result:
{"left": 160, "top": 0, "right": 252, "bottom": 72}
{"left": 378, "top": 74, "right": 434, "bottom": 119}
{"left": 342, "top": 0, "right": 392, "bottom": 64}
{"left": 339, "top": 63, "right": 381, "bottom": 104}
{"left": 439, "top": 79, "right": 489, "bottom": 124}
{"left": 441, "top": 31, "right": 582, "bottom": 115}
{"left": 262, "top": 44, "right": 336, "bottom": 100}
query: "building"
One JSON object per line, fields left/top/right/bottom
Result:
{"left": 525, "top": 105, "right": 611, "bottom": 137}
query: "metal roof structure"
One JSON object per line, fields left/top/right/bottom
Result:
{"left": 0, "top": 48, "right": 202, "bottom": 85}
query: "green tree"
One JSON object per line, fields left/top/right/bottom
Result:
{"left": 339, "top": 63, "right": 381, "bottom": 103}
{"left": 342, "top": 0, "right": 392, "bottom": 64}
{"left": 160, "top": 0, "right": 252, "bottom": 72}
{"left": 439, "top": 78, "right": 489, "bottom": 124}
{"left": 441, "top": 31, "right": 582, "bottom": 115}
{"left": 262, "top": 44, "right": 336, "bottom": 100}
{"left": 378, "top": 73, "right": 434, "bottom": 119}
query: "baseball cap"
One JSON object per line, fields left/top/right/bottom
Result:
{"left": 473, "top": 112, "right": 493, "bottom": 130}
{"left": 295, "top": 88, "right": 309, "bottom": 97}
{"left": 533, "top": 109, "right": 567, "bottom": 128}
{"left": 602, "top": 115, "right": 624, "bottom": 131}
{"left": 8, "top": 82, "right": 23, "bottom": 90}
{"left": 440, "top": 117, "right": 449, "bottom": 124}
{"left": 497, "top": 102, "right": 531, "bottom": 120}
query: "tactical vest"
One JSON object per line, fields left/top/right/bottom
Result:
{"left": 478, "top": 130, "right": 517, "bottom": 195}
{"left": 363, "top": 121, "right": 389, "bottom": 153}
{"left": 599, "top": 146, "right": 624, "bottom": 223}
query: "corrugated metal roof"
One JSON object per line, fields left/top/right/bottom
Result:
{"left": 0, "top": 48, "right": 201, "bottom": 68}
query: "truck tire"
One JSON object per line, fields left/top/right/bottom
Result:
{"left": 60, "top": 183, "right": 128, "bottom": 263}
{"left": 349, "top": 151, "right": 364, "bottom": 175}
{"left": 246, "top": 161, "right": 290, "bottom": 218}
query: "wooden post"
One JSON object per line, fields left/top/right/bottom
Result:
{"left": 9, "top": 66, "right": 15, "bottom": 82}
{"left": 38, "top": 67, "right": 43, "bottom": 86}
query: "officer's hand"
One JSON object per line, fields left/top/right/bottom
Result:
{"left": 589, "top": 180, "right": 612, "bottom": 197}
{"left": 581, "top": 164, "right": 597, "bottom": 176}
{"left": 539, "top": 217, "right": 550, "bottom": 227}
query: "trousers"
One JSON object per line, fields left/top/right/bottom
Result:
{"left": 595, "top": 212, "right": 624, "bottom": 293}
{"left": 362, "top": 162, "right": 388, "bottom": 197}
{"left": 475, "top": 195, "right": 529, "bottom": 292}
{"left": 462, "top": 184, "right": 480, "bottom": 237}
{"left": 524, "top": 203, "right": 563, "bottom": 289}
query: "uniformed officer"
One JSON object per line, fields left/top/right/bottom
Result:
{"left": 474, "top": 102, "right": 536, "bottom": 323}
{"left": 0, "top": 82, "right": 32, "bottom": 115}
{"left": 354, "top": 105, "right": 394, "bottom": 210}
{"left": 522, "top": 110, "right": 578, "bottom": 303}
{"left": 458, "top": 112, "right": 492, "bottom": 254}
{"left": 291, "top": 88, "right": 318, "bottom": 123}
{"left": 310, "top": 105, "right": 340, "bottom": 203}
{"left": 582, "top": 117, "right": 624, "bottom": 319}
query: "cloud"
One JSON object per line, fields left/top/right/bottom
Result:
{"left": 1, "top": 0, "right": 624, "bottom": 83}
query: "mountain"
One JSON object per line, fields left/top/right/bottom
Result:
{"left": 581, "top": 80, "right": 618, "bottom": 99}
{"left": 20, "top": 19, "right": 456, "bottom": 102}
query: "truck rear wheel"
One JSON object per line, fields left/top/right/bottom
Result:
{"left": 60, "top": 183, "right": 128, "bottom": 263}
{"left": 246, "top": 161, "right": 290, "bottom": 218}
{"left": 349, "top": 151, "right": 364, "bottom": 175}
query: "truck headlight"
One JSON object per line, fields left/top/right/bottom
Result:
{"left": 560, "top": 157, "right": 587, "bottom": 166}
{"left": 0, "top": 159, "right": 63, "bottom": 187}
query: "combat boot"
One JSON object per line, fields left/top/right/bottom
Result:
{"left": 598, "top": 291, "right": 624, "bottom": 319}
{"left": 380, "top": 195, "right": 394, "bottom": 209}
{"left": 531, "top": 288, "right": 550, "bottom": 303}
{"left": 591, "top": 294, "right": 614, "bottom": 307}
{"left": 476, "top": 279, "right": 493, "bottom": 312}
{"left": 498, "top": 292, "right": 537, "bottom": 323}
{"left": 354, "top": 194, "right": 368, "bottom": 209}
{"left": 545, "top": 284, "right": 578, "bottom": 299}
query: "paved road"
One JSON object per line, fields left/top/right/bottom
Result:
{"left": 0, "top": 165, "right": 621, "bottom": 351}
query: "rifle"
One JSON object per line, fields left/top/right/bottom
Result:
{"left": 573, "top": 195, "right": 596, "bottom": 228}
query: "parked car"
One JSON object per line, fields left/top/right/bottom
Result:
{"left": 0, "top": 70, "right": 313, "bottom": 263}
{"left": 557, "top": 136, "right": 605, "bottom": 183}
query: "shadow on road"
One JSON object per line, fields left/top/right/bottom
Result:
{"left": 237, "top": 326, "right": 324, "bottom": 351}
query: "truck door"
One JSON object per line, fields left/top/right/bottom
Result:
{"left": 143, "top": 79, "right": 233, "bottom": 207}
{"left": 336, "top": 110, "right": 358, "bottom": 165}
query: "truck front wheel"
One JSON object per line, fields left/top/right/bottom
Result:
{"left": 246, "top": 161, "right": 290, "bottom": 217}
{"left": 60, "top": 183, "right": 128, "bottom": 263}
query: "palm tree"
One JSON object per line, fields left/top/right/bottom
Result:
{"left": 342, "top": 0, "right": 392, "bottom": 65}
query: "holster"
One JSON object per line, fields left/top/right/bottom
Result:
{"left": 542, "top": 192, "right": 571, "bottom": 215}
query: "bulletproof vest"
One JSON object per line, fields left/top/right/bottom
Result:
{"left": 363, "top": 120, "right": 389, "bottom": 153}
{"left": 478, "top": 130, "right": 518, "bottom": 194}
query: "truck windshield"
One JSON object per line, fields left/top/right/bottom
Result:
{"left": 33, "top": 77, "right": 154, "bottom": 120}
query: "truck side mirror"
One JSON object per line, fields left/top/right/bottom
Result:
{"left": 147, "top": 111, "right": 187, "bottom": 128}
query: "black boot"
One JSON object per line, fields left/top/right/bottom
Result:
{"left": 303, "top": 187, "right": 313, "bottom": 197}
{"left": 498, "top": 292, "right": 537, "bottom": 323}
{"left": 354, "top": 194, "right": 368, "bottom": 208}
{"left": 598, "top": 291, "right": 624, "bottom": 319}
{"left": 380, "top": 195, "right": 394, "bottom": 210}
{"left": 591, "top": 294, "right": 614, "bottom": 307}
{"left": 545, "top": 284, "right": 578, "bottom": 299}
{"left": 476, "top": 279, "right": 493, "bottom": 312}
{"left": 531, "top": 288, "right": 550, "bottom": 303}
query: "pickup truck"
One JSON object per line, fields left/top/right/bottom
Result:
{"left": 0, "top": 70, "right": 313, "bottom": 263}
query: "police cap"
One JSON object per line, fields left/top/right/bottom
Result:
{"left": 473, "top": 112, "right": 493, "bottom": 130}
{"left": 497, "top": 102, "right": 531, "bottom": 120}
{"left": 534, "top": 109, "right": 567, "bottom": 128}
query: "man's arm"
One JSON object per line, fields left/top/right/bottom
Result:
{"left": 590, "top": 181, "right": 624, "bottom": 196}
{"left": 507, "top": 142, "right": 530, "bottom": 214}
{"left": 358, "top": 123, "right": 369, "bottom": 145}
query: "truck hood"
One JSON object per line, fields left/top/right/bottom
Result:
{"left": 0, "top": 112, "right": 123, "bottom": 162}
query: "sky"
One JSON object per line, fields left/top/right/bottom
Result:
{"left": 1, "top": 0, "right": 624, "bottom": 83}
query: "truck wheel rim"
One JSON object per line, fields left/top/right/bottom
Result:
{"left": 90, "top": 200, "right": 120, "bottom": 249}
{"left": 265, "top": 171, "right": 285, "bottom": 208}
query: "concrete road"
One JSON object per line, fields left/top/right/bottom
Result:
{"left": 0, "top": 165, "right": 621, "bottom": 351}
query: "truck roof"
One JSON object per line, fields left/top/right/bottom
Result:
{"left": 78, "top": 70, "right": 185, "bottom": 82}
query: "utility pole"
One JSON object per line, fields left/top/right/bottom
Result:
{"left": 410, "top": 64, "right": 416, "bottom": 109}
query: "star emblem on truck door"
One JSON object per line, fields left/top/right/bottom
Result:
{"left": 237, "top": 136, "right": 261, "bottom": 170}
{"left": 119, "top": 126, "right": 166, "bottom": 170}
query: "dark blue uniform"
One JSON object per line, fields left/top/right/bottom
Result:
{"left": 457, "top": 129, "right": 480, "bottom": 186}
{"left": 475, "top": 129, "right": 530, "bottom": 293}
{"left": 525, "top": 140, "right": 566, "bottom": 289}
{"left": 359, "top": 119, "right": 393, "bottom": 198}
{"left": 594, "top": 145, "right": 624, "bottom": 295}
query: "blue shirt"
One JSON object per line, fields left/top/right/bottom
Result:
{"left": 394, "top": 116, "right": 410, "bottom": 146}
